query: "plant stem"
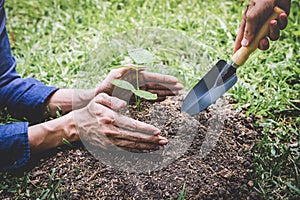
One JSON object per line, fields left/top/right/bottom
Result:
{"left": 135, "top": 68, "right": 141, "bottom": 111}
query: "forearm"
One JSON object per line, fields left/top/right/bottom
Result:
{"left": 28, "top": 112, "right": 79, "bottom": 153}
{"left": 46, "top": 88, "right": 95, "bottom": 118}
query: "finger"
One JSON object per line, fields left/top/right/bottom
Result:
{"left": 240, "top": 3, "right": 258, "bottom": 47}
{"left": 258, "top": 37, "right": 270, "bottom": 50}
{"left": 140, "top": 71, "right": 179, "bottom": 84}
{"left": 278, "top": 13, "right": 288, "bottom": 30}
{"left": 111, "top": 67, "right": 133, "bottom": 79}
{"left": 142, "top": 82, "right": 184, "bottom": 91}
{"left": 148, "top": 89, "right": 179, "bottom": 97}
{"left": 113, "top": 113, "right": 161, "bottom": 135}
{"left": 94, "top": 93, "right": 127, "bottom": 110}
{"left": 242, "top": 1, "right": 274, "bottom": 47}
{"left": 100, "top": 116, "right": 116, "bottom": 124}
{"left": 148, "top": 96, "right": 167, "bottom": 102}
{"left": 128, "top": 96, "right": 167, "bottom": 104}
{"left": 120, "top": 146, "right": 164, "bottom": 153}
{"left": 109, "top": 138, "right": 165, "bottom": 152}
{"left": 242, "top": 14, "right": 257, "bottom": 47}
{"left": 105, "top": 128, "right": 168, "bottom": 144}
{"left": 118, "top": 68, "right": 137, "bottom": 83}
{"left": 269, "top": 20, "right": 280, "bottom": 41}
{"left": 139, "top": 83, "right": 182, "bottom": 96}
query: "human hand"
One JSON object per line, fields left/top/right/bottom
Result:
{"left": 95, "top": 67, "right": 184, "bottom": 102}
{"left": 234, "top": 0, "right": 291, "bottom": 52}
{"left": 74, "top": 93, "right": 168, "bottom": 152}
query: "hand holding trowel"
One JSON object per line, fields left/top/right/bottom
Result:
{"left": 181, "top": 6, "right": 285, "bottom": 115}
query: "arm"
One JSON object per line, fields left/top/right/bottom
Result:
{"left": 234, "top": 0, "right": 291, "bottom": 52}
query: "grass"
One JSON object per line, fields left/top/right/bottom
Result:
{"left": 1, "top": 0, "right": 299, "bottom": 199}
{"left": 0, "top": 168, "right": 63, "bottom": 199}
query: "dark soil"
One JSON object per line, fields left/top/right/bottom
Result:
{"left": 2, "top": 95, "right": 261, "bottom": 199}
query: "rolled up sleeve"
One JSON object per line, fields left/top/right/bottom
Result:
{"left": 0, "top": 122, "right": 30, "bottom": 171}
{"left": 0, "top": 30, "right": 58, "bottom": 123}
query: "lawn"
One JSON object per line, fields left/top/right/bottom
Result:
{"left": 1, "top": 0, "right": 299, "bottom": 199}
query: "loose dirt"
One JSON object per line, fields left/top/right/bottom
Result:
{"left": 3, "top": 95, "right": 260, "bottom": 199}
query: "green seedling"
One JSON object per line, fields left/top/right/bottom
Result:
{"left": 112, "top": 48, "right": 158, "bottom": 110}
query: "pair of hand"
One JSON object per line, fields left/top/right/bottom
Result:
{"left": 74, "top": 68, "right": 183, "bottom": 152}
{"left": 234, "top": 0, "right": 291, "bottom": 52}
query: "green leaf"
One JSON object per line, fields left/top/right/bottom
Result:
{"left": 133, "top": 90, "right": 158, "bottom": 100}
{"left": 128, "top": 48, "right": 156, "bottom": 64}
{"left": 112, "top": 79, "right": 136, "bottom": 91}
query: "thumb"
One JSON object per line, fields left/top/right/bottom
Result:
{"left": 94, "top": 93, "right": 127, "bottom": 110}
{"left": 242, "top": 19, "right": 256, "bottom": 47}
{"left": 234, "top": 16, "right": 246, "bottom": 53}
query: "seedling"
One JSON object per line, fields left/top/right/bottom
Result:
{"left": 112, "top": 48, "right": 158, "bottom": 110}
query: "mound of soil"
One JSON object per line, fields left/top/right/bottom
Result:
{"left": 4, "top": 95, "right": 260, "bottom": 199}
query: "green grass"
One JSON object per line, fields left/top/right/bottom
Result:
{"left": 1, "top": 0, "right": 299, "bottom": 199}
{"left": 0, "top": 168, "right": 63, "bottom": 199}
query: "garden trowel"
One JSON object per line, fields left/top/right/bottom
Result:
{"left": 181, "top": 6, "right": 284, "bottom": 115}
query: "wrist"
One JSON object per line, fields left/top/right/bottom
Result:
{"left": 95, "top": 84, "right": 106, "bottom": 95}
{"left": 72, "top": 89, "right": 96, "bottom": 110}
{"left": 61, "top": 112, "right": 79, "bottom": 143}
{"left": 28, "top": 113, "right": 79, "bottom": 153}
{"left": 47, "top": 113, "right": 79, "bottom": 144}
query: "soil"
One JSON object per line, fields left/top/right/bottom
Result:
{"left": 2, "top": 95, "right": 261, "bottom": 199}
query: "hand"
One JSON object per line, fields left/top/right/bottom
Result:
{"left": 73, "top": 93, "right": 168, "bottom": 152}
{"left": 234, "top": 0, "right": 291, "bottom": 52}
{"left": 95, "top": 67, "right": 184, "bottom": 102}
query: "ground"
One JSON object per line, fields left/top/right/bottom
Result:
{"left": 1, "top": 95, "right": 262, "bottom": 199}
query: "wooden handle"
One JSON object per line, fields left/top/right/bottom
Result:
{"left": 232, "top": 6, "right": 285, "bottom": 67}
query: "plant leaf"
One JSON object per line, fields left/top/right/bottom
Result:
{"left": 128, "top": 48, "right": 156, "bottom": 64}
{"left": 133, "top": 90, "right": 158, "bottom": 100}
{"left": 112, "top": 79, "right": 135, "bottom": 91}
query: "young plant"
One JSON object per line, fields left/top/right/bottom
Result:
{"left": 112, "top": 48, "right": 158, "bottom": 110}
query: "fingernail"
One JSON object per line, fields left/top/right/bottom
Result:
{"left": 154, "top": 130, "right": 161, "bottom": 136}
{"left": 159, "top": 139, "right": 168, "bottom": 145}
{"left": 241, "top": 38, "right": 248, "bottom": 46}
{"left": 178, "top": 83, "right": 184, "bottom": 89}
{"left": 270, "top": 19, "right": 277, "bottom": 26}
{"left": 117, "top": 100, "right": 127, "bottom": 108}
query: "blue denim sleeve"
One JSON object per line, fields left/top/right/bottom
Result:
{"left": 0, "top": 122, "right": 30, "bottom": 171}
{"left": 0, "top": 1, "right": 58, "bottom": 170}
{"left": 0, "top": 30, "right": 58, "bottom": 123}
